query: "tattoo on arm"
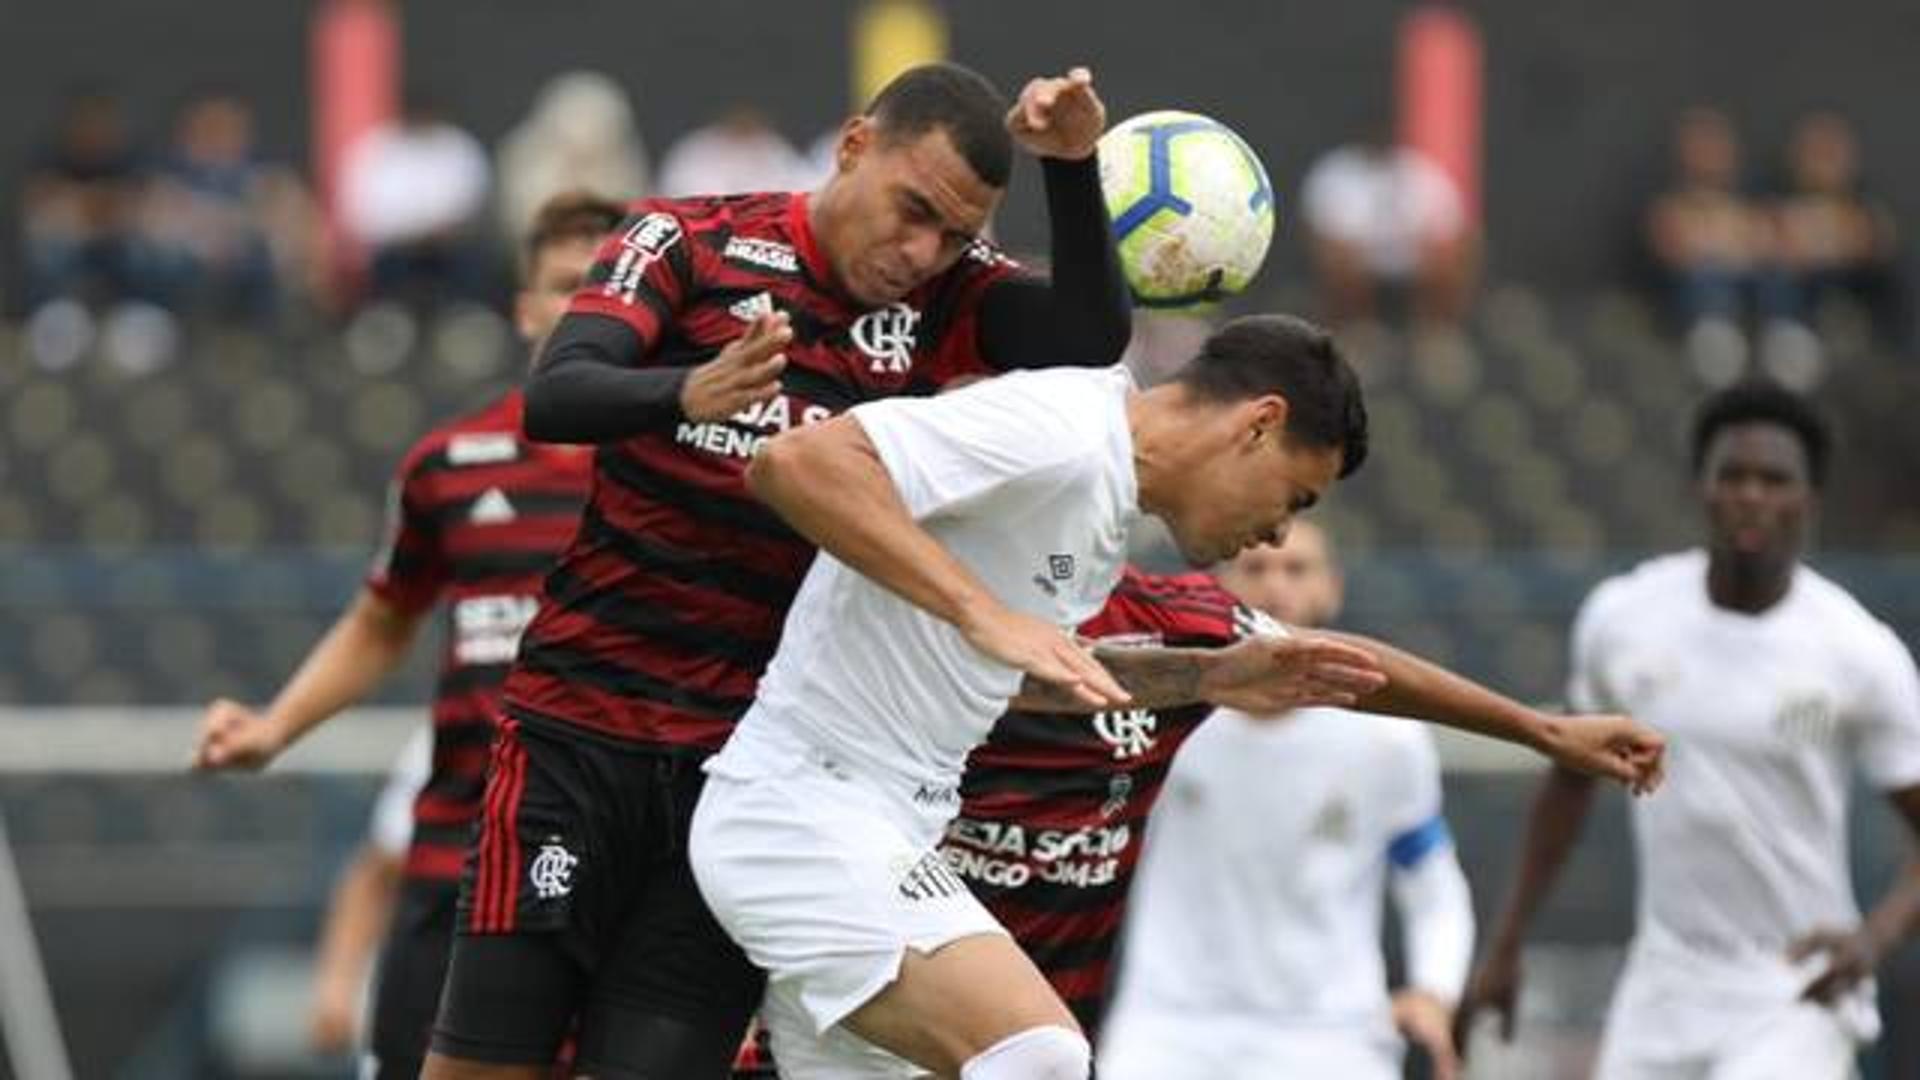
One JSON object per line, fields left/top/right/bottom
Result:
{"left": 1011, "top": 645, "right": 1207, "bottom": 712}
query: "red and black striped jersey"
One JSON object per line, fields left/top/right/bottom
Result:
{"left": 365, "top": 389, "right": 592, "bottom": 881}
{"left": 943, "top": 567, "right": 1276, "bottom": 1034}
{"left": 503, "top": 191, "right": 1020, "bottom": 749}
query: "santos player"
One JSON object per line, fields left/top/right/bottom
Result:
{"left": 692, "top": 315, "right": 1665, "bottom": 1079}
{"left": 1459, "top": 379, "right": 1920, "bottom": 1078}
{"left": 1100, "top": 522, "right": 1474, "bottom": 1080}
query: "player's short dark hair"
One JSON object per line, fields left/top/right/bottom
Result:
{"left": 523, "top": 191, "right": 626, "bottom": 274}
{"left": 866, "top": 62, "right": 1013, "bottom": 188}
{"left": 1172, "top": 314, "right": 1370, "bottom": 478}
{"left": 1690, "top": 378, "right": 1832, "bottom": 487}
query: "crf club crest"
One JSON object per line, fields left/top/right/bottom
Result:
{"left": 852, "top": 303, "right": 921, "bottom": 374}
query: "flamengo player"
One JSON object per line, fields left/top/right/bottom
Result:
{"left": 192, "top": 193, "right": 618, "bottom": 1079}
{"left": 424, "top": 64, "right": 1138, "bottom": 1080}
{"left": 692, "top": 316, "right": 1665, "bottom": 1079}
{"left": 1459, "top": 380, "right": 1920, "bottom": 1078}
{"left": 1099, "top": 522, "right": 1474, "bottom": 1080}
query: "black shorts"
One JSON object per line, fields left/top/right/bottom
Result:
{"left": 366, "top": 876, "right": 457, "bottom": 1080}
{"left": 431, "top": 713, "right": 765, "bottom": 1077}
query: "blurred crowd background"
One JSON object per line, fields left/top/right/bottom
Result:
{"left": 0, "top": 1, "right": 1916, "bottom": 1077}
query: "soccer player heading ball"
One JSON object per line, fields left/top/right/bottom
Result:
{"left": 423, "top": 62, "right": 1142, "bottom": 1080}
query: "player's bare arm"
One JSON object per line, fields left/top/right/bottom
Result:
{"left": 1454, "top": 764, "right": 1599, "bottom": 1054}
{"left": 1790, "top": 782, "right": 1920, "bottom": 1003}
{"left": 747, "top": 413, "right": 1129, "bottom": 709}
{"left": 1010, "top": 633, "right": 1386, "bottom": 712}
{"left": 1324, "top": 630, "right": 1665, "bottom": 793}
{"left": 192, "top": 589, "right": 424, "bottom": 770}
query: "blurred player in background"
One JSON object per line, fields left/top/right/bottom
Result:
{"left": 191, "top": 192, "right": 618, "bottom": 1079}
{"left": 1458, "top": 379, "right": 1920, "bottom": 1078}
{"left": 423, "top": 62, "right": 1138, "bottom": 1080}
{"left": 309, "top": 729, "right": 428, "bottom": 1057}
{"left": 1098, "top": 522, "right": 1474, "bottom": 1080}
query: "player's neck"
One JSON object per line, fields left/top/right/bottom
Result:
{"left": 1706, "top": 552, "right": 1795, "bottom": 615}
{"left": 1126, "top": 385, "right": 1192, "bottom": 515}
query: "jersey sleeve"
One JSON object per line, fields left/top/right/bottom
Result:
{"left": 1852, "top": 622, "right": 1920, "bottom": 791}
{"left": 851, "top": 371, "right": 1094, "bottom": 520}
{"left": 364, "top": 448, "right": 450, "bottom": 615}
{"left": 561, "top": 203, "right": 701, "bottom": 361}
{"left": 920, "top": 240, "right": 1024, "bottom": 385}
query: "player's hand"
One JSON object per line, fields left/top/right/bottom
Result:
{"left": 1197, "top": 633, "right": 1386, "bottom": 714}
{"left": 963, "top": 605, "right": 1130, "bottom": 710}
{"left": 1392, "top": 989, "right": 1461, "bottom": 1080}
{"left": 681, "top": 311, "right": 790, "bottom": 422}
{"left": 192, "top": 698, "right": 283, "bottom": 771}
{"left": 307, "top": 971, "right": 358, "bottom": 1054}
{"left": 1789, "top": 926, "right": 1881, "bottom": 1004}
{"left": 1537, "top": 712, "right": 1666, "bottom": 795}
{"left": 1454, "top": 942, "right": 1524, "bottom": 1057}
{"left": 1006, "top": 66, "right": 1106, "bottom": 161}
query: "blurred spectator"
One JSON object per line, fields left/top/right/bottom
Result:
{"left": 21, "top": 90, "right": 145, "bottom": 310}
{"left": 496, "top": 70, "right": 649, "bottom": 242}
{"left": 1301, "top": 129, "right": 1476, "bottom": 328}
{"left": 137, "top": 93, "right": 319, "bottom": 323}
{"left": 656, "top": 105, "right": 808, "bottom": 197}
{"left": 1644, "top": 107, "right": 1772, "bottom": 335}
{"left": 1768, "top": 112, "right": 1900, "bottom": 339}
{"left": 339, "top": 93, "right": 492, "bottom": 308}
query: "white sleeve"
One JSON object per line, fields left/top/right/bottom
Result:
{"left": 1390, "top": 834, "right": 1475, "bottom": 1003}
{"left": 849, "top": 373, "right": 1098, "bottom": 520}
{"left": 1853, "top": 623, "right": 1920, "bottom": 791}
{"left": 1565, "top": 582, "right": 1618, "bottom": 712}
{"left": 369, "top": 728, "right": 432, "bottom": 857}
{"left": 1385, "top": 728, "right": 1474, "bottom": 1002}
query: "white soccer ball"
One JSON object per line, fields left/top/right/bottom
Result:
{"left": 1097, "top": 110, "right": 1276, "bottom": 309}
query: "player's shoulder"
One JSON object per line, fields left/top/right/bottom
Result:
{"left": 1794, "top": 563, "right": 1911, "bottom": 658}
{"left": 1088, "top": 567, "right": 1239, "bottom": 643}
{"left": 1579, "top": 549, "right": 1704, "bottom": 630}
{"left": 397, "top": 391, "right": 529, "bottom": 480}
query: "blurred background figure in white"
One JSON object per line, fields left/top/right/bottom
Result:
{"left": 1101, "top": 522, "right": 1475, "bottom": 1080}
{"left": 495, "top": 70, "right": 649, "bottom": 241}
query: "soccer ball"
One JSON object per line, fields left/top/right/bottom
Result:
{"left": 1097, "top": 110, "right": 1276, "bottom": 309}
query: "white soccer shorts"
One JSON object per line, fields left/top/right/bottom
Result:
{"left": 690, "top": 743, "right": 1005, "bottom": 1079}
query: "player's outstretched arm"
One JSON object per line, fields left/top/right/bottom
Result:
{"left": 1453, "top": 765, "right": 1598, "bottom": 1058}
{"left": 192, "top": 589, "right": 424, "bottom": 771}
{"left": 1325, "top": 630, "right": 1665, "bottom": 793}
{"left": 747, "top": 413, "right": 1129, "bottom": 710}
{"left": 1790, "top": 783, "right": 1920, "bottom": 1003}
{"left": 1009, "top": 633, "right": 1385, "bottom": 712}
{"left": 977, "top": 67, "right": 1131, "bottom": 372}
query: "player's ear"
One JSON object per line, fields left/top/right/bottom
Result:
{"left": 838, "top": 116, "right": 874, "bottom": 173}
{"left": 1248, "top": 394, "right": 1290, "bottom": 447}
{"left": 513, "top": 289, "right": 538, "bottom": 341}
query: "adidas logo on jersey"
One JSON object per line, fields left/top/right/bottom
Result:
{"left": 469, "top": 487, "right": 517, "bottom": 524}
{"left": 729, "top": 292, "right": 776, "bottom": 323}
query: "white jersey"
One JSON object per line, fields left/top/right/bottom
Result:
{"left": 368, "top": 727, "right": 432, "bottom": 858}
{"left": 1572, "top": 549, "right": 1920, "bottom": 1045}
{"left": 1104, "top": 707, "right": 1469, "bottom": 1052}
{"left": 710, "top": 365, "right": 1139, "bottom": 829}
